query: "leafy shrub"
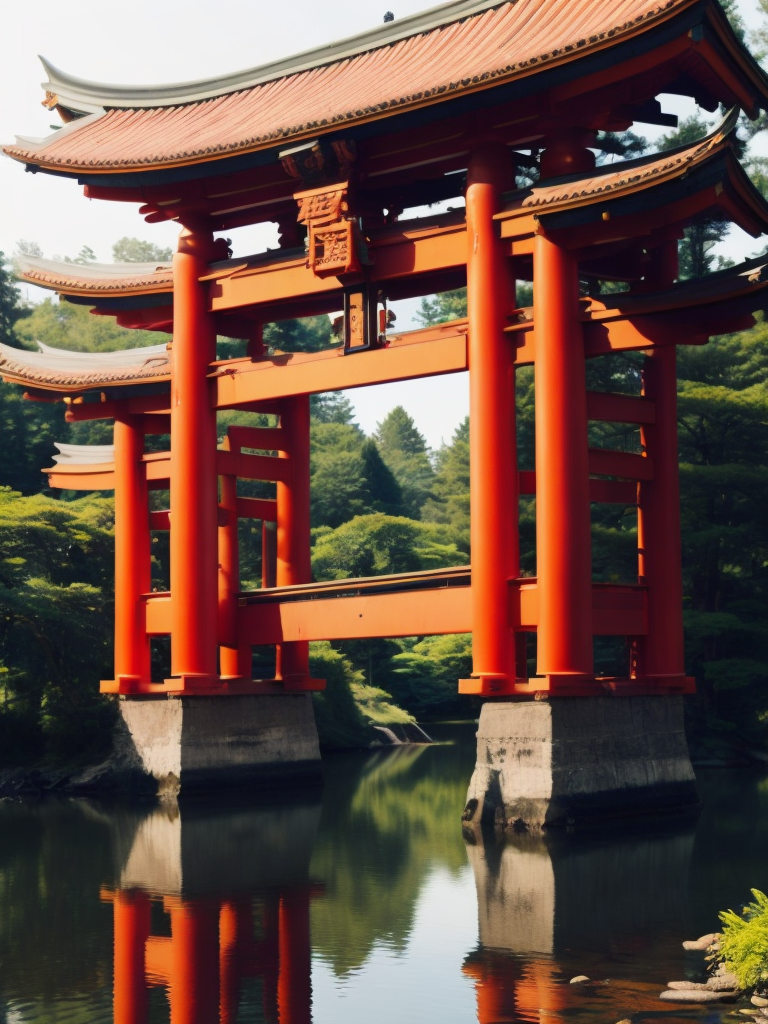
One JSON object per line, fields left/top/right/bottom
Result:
{"left": 719, "top": 889, "right": 768, "bottom": 989}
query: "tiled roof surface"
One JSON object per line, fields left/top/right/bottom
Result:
{"left": 0, "top": 342, "right": 171, "bottom": 390}
{"left": 16, "top": 256, "right": 173, "bottom": 294}
{"left": 5, "top": 0, "right": 693, "bottom": 172}
{"left": 508, "top": 111, "right": 739, "bottom": 214}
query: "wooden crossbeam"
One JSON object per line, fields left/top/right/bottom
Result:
{"left": 143, "top": 578, "right": 647, "bottom": 641}
{"left": 215, "top": 325, "right": 468, "bottom": 407}
{"left": 519, "top": 470, "right": 638, "bottom": 504}
{"left": 588, "top": 448, "right": 653, "bottom": 481}
{"left": 586, "top": 391, "right": 655, "bottom": 424}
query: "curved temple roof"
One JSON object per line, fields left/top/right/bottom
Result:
{"left": 0, "top": 341, "right": 170, "bottom": 390}
{"left": 500, "top": 107, "right": 768, "bottom": 232}
{"left": 5, "top": 0, "right": 761, "bottom": 175}
{"left": 16, "top": 256, "right": 173, "bottom": 296}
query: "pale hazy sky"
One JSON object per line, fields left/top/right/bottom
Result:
{"left": 1, "top": 0, "right": 765, "bottom": 447}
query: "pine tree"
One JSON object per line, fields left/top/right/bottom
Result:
{"left": 0, "top": 252, "right": 29, "bottom": 347}
{"left": 374, "top": 407, "right": 434, "bottom": 518}
{"left": 422, "top": 417, "right": 470, "bottom": 551}
{"left": 415, "top": 289, "right": 467, "bottom": 327}
{"left": 360, "top": 438, "right": 405, "bottom": 516}
{"left": 311, "top": 392, "right": 356, "bottom": 424}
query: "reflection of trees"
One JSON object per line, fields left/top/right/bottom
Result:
{"left": 0, "top": 800, "right": 116, "bottom": 1022}
{"left": 310, "top": 726, "right": 475, "bottom": 975}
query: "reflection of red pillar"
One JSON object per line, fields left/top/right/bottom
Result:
{"left": 276, "top": 395, "right": 311, "bottom": 685}
{"left": 261, "top": 897, "right": 281, "bottom": 1024}
{"left": 113, "top": 890, "right": 151, "bottom": 1024}
{"left": 170, "top": 226, "right": 219, "bottom": 685}
{"left": 534, "top": 233, "right": 593, "bottom": 680}
{"left": 113, "top": 414, "right": 151, "bottom": 689}
{"left": 638, "top": 344, "right": 685, "bottom": 680}
{"left": 219, "top": 901, "right": 253, "bottom": 1024}
{"left": 463, "top": 957, "right": 516, "bottom": 1023}
{"left": 464, "top": 142, "right": 517, "bottom": 694}
{"left": 464, "top": 956, "right": 566, "bottom": 1024}
{"left": 277, "top": 889, "right": 312, "bottom": 1024}
{"left": 167, "top": 902, "right": 220, "bottom": 1024}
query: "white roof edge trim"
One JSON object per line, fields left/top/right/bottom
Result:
{"left": 16, "top": 255, "right": 173, "bottom": 280}
{"left": 0, "top": 340, "right": 168, "bottom": 372}
{"left": 53, "top": 442, "right": 115, "bottom": 465}
{"left": 39, "top": 0, "right": 505, "bottom": 112}
{"left": 33, "top": 341, "right": 169, "bottom": 366}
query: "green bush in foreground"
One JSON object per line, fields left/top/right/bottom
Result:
{"left": 719, "top": 889, "right": 768, "bottom": 989}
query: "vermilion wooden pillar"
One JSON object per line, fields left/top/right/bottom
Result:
{"left": 634, "top": 240, "right": 685, "bottom": 682}
{"left": 113, "top": 414, "right": 151, "bottom": 690}
{"left": 638, "top": 346, "right": 685, "bottom": 680}
{"left": 275, "top": 395, "right": 312, "bottom": 686}
{"left": 113, "top": 890, "right": 150, "bottom": 1024}
{"left": 218, "top": 474, "right": 250, "bottom": 680}
{"left": 462, "top": 141, "right": 518, "bottom": 695}
{"left": 170, "top": 226, "right": 219, "bottom": 687}
{"left": 277, "top": 889, "right": 312, "bottom": 1024}
{"left": 533, "top": 233, "right": 593, "bottom": 680}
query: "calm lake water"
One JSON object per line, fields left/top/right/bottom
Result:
{"left": 1, "top": 722, "right": 768, "bottom": 1024}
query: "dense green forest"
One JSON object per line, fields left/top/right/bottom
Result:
{"left": 3, "top": 76, "right": 768, "bottom": 764}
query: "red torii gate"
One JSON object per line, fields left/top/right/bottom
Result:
{"left": 4, "top": 0, "right": 768, "bottom": 811}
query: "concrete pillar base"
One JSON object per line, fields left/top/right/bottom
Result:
{"left": 462, "top": 696, "right": 698, "bottom": 833}
{"left": 119, "top": 694, "right": 321, "bottom": 799}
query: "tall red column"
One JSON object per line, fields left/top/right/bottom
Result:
{"left": 638, "top": 344, "right": 685, "bottom": 680}
{"left": 275, "top": 395, "right": 312, "bottom": 685}
{"left": 113, "top": 414, "right": 151, "bottom": 690}
{"left": 634, "top": 240, "right": 685, "bottom": 682}
{"left": 218, "top": 474, "right": 250, "bottom": 680}
{"left": 533, "top": 233, "right": 593, "bottom": 680}
{"left": 277, "top": 889, "right": 312, "bottom": 1024}
{"left": 463, "top": 141, "right": 518, "bottom": 695}
{"left": 170, "top": 226, "right": 219, "bottom": 686}
{"left": 113, "top": 890, "right": 151, "bottom": 1024}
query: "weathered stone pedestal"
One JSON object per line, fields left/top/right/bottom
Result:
{"left": 119, "top": 693, "right": 321, "bottom": 799}
{"left": 463, "top": 696, "right": 698, "bottom": 832}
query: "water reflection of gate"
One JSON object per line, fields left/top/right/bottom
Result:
{"left": 104, "top": 799, "right": 321, "bottom": 1024}
{"left": 462, "top": 827, "right": 697, "bottom": 1023}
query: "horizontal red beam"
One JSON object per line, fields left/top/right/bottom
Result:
{"left": 588, "top": 448, "right": 653, "bottom": 481}
{"left": 224, "top": 425, "right": 285, "bottom": 454}
{"left": 144, "top": 578, "right": 647, "bottom": 641}
{"left": 236, "top": 496, "right": 277, "bottom": 521}
{"left": 519, "top": 470, "right": 638, "bottom": 504}
{"left": 586, "top": 390, "right": 655, "bottom": 424}
{"left": 150, "top": 510, "right": 170, "bottom": 530}
{"left": 215, "top": 325, "right": 468, "bottom": 407}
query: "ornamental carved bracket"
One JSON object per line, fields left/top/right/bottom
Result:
{"left": 294, "top": 181, "right": 362, "bottom": 278}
